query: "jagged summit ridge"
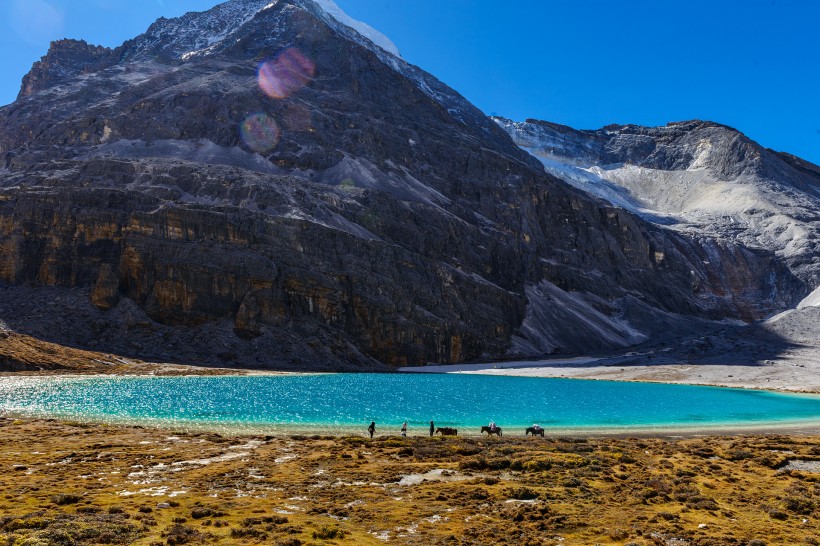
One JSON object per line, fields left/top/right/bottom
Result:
{"left": 16, "top": 0, "right": 488, "bottom": 132}
{"left": 124, "top": 0, "right": 400, "bottom": 62}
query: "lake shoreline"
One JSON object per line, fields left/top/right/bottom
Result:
{"left": 5, "top": 408, "right": 820, "bottom": 439}
{"left": 399, "top": 356, "right": 820, "bottom": 395}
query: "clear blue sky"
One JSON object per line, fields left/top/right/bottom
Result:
{"left": 1, "top": 0, "right": 818, "bottom": 164}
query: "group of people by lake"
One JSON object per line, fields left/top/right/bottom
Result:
{"left": 366, "top": 420, "right": 544, "bottom": 437}
{"left": 366, "top": 420, "right": 437, "bottom": 438}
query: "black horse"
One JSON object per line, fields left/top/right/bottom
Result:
{"left": 480, "top": 425, "right": 502, "bottom": 437}
{"left": 435, "top": 427, "right": 458, "bottom": 436}
{"left": 525, "top": 426, "right": 544, "bottom": 437}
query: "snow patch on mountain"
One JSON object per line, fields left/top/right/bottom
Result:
{"left": 310, "top": 0, "right": 400, "bottom": 57}
{"left": 797, "top": 286, "right": 820, "bottom": 309}
{"left": 520, "top": 148, "right": 681, "bottom": 225}
{"left": 496, "top": 117, "right": 820, "bottom": 286}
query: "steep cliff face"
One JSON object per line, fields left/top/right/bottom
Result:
{"left": 0, "top": 0, "right": 807, "bottom": 369}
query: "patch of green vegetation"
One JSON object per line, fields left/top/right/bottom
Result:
{"left": 312, "top": 525, "right": 348, "bottom": 540}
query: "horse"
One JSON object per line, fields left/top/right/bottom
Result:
{"left": 525, "top": 426, "right": 544, "bottom": 437}
{"left": 435, "top": 427, "right": 458, "bottom": 436}
{"left": 480, "top": 425, "right": 502, "bottom": 437}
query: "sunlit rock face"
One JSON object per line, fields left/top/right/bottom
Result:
{"left": 496, "top": 118, "right": 820, "bottom": 286}
{"left": 0, "top": 0, "right": 807, "bottom": 369}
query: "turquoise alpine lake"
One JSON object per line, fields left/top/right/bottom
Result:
{"left": 1, "top": 374, "right": 820, "bottom": 434}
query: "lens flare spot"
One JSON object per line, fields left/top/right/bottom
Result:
{"left": 240, "top": 113, "right": 281, "bottom": 153}
{"left": 257, "top": 48, "right": 315, "bottom": 99}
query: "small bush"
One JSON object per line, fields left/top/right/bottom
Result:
{"left": 190, "top": 507, "right": 224, "bottom": 519}
{"left": 522, "top": 458, "right": 552, "bottom": 472}
{"left": 506, "top": 487, "right": 539, "bottom": 500}
{"left": 784, "top": 496, "right": 815, "bottom": 515}
{"left": 726, "top": 449, "right": 754, "bottom": 461}
{"left": 768, "top": 509, "right": 788, "bottom": 520}
{"left": 164, "top": 524, "right": 203, "bottom": 545}
{"left": 51, "top": 493, "right": 82, "bottom": 505}
{"left": 230, "top": 527, "right": 267, "bottom": 540}
{"left": 312, "top": 525, "right": 348, "bottom": 540}
{"left": 688, "top": 498, "right": 719, "bottom": 511}
{"left": 3, "top": 517, "right": 49, "bottom": 532}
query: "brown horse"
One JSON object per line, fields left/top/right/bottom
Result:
{"left": 525, "top": 426, "right": 544, "bottom": 437}
{"left": 435, "top": 427, "right": 458, "bottom": 436}
{"left": 480, "top": 425, "right": 502, "bottom": 437}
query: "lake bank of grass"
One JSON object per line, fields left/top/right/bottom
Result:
{"left": 1, "top": 417, "right": 819, "bottom": 545}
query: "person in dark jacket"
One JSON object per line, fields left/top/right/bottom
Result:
{"left": 367, "top": 421, "right": 375, "bottom": 438}
{"left": 429, "top": 420, "right": 435, "bottom": 437}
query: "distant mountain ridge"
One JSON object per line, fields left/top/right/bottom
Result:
{"left": 495, "top": 117, "right": 820, "bottom": 286}
{"left": 0, "top": 0, "right": 812, "bottom": 370}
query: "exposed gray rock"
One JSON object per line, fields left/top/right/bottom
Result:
{"left": 496, "top": 117, "right": 820, "bottom": 287}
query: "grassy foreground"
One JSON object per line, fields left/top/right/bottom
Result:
{"left": 0, "top": 418, "right": 818, "bottom": 545}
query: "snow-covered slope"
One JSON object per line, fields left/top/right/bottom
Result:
{"left": 311, "top": 0, "right": 400, "bottom": 57}
{"left": 496, "top": 117, "right": 820, "bottom": 287}
{"left": 797, "top": 286, "right": 820, "bottom": 309}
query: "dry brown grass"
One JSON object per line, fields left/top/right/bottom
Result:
{"left": 1, "top": 418, "right": 819, "bottom": 545}
{"left": 0, "top": 331, "right": 127, "bottom": 373}
{"left": 0, "top": 332, "right": 246, "bottom": 376}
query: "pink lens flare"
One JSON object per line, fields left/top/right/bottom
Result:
{"left": 240, "top": 112, "right": 281, "bottom": 153}
{"left": 257, "top": 48, "right": 315, "bottom": 100}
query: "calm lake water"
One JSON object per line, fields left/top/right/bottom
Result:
{"left": 1, "top": 374, "right": 820, "bottom": 434}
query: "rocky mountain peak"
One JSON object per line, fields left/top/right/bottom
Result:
{"left": 114, "top": 0, "right": 401, "bottom": 63}
{"left": 18, "top": 39, "right": 115, "bottom": 99}
{"left": 16, "top": 0, "right": 402, "bottom": 99}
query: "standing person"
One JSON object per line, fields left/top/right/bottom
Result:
{"left": 367, "top": 421, "right": 375, "bottom": 438}
{"left": 429, "top": 420, "right": 435, "bottom": 437}
{"left": 401, "top": 422, "right": 407, "bottom": 437}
